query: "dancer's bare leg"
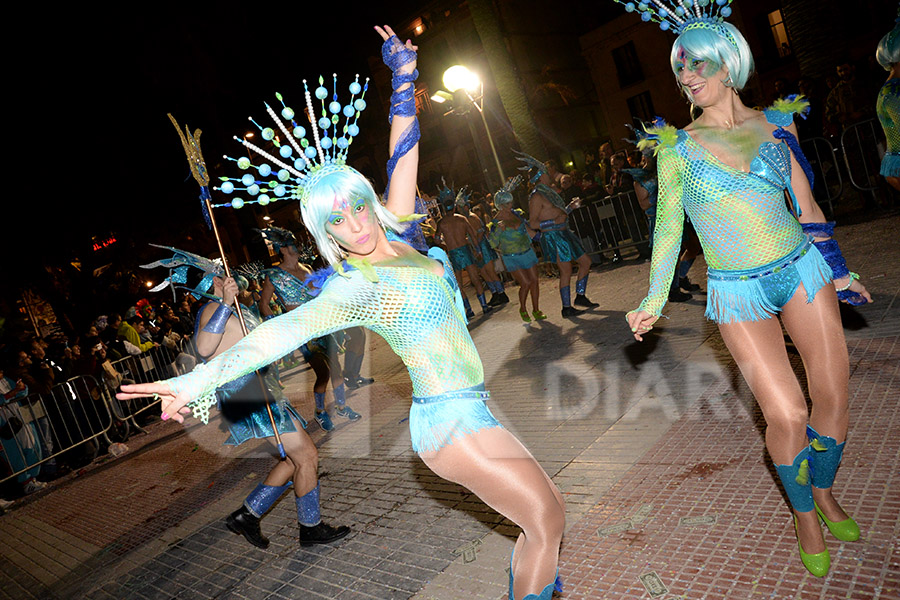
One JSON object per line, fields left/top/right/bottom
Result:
{"left": 523, "top": 266, "right": 540, "bottom": 312}
{"left": 511, "top": 269, "right": 530, "bottom": 312}
{"left": 420, "top": 428, "right": 565, "bottom": 600}
{"left": 781, "top": 284, "right": 850, "bottom": 523}
{"left": 717, "top": 309, "right": 824, "bottom": 555}
{"left": 262, "top": 417, "right": 319, "bottom": 496}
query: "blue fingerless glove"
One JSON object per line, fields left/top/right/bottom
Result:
{"left": 802, "top": 222, "right": 868, "bottom": 305}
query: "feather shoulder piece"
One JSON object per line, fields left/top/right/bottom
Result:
{"left": 636, "top": 117, "right": 678, "bottom": 156}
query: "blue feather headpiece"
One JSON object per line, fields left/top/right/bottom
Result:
{"left": 141, "top": 244, "right": 224, "bottom": 301}
{"left": 513, "top": 149, "right": 547, "bottom": 184}
{"left": 436, "top": 177, "right": 456, "bottom": 211}
{"left": 214, "top": 74, "right": 369, "bottom": 209}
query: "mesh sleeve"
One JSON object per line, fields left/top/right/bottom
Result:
{"left": 638, "top": 146, "right": 685, "bottom": 316}
{"left": 168, "top": 277, "right": 370, "bottom": 403}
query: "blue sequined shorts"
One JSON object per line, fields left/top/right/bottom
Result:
{"left": 705, "top": 236, "right": 833, "bottom": 324}
{"left": 448, "top": 245, "right": 476, "bottom": 271}
{"left": 501, "top": 248, "right": 539, "bottom": 272}
{"left": 218, "top": 372, "right": 307, "bottom": 446}
{"left": 409, "top": 383, "right": 503, "bottom": 454}
{"left": 475, "top": 237, "right": 497, "bottom": 267}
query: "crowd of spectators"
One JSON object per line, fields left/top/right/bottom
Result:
{"left": 0, "top": 293, "right": 202, "bottom": 507}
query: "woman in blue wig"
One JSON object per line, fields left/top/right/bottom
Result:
{"left": 616, "top": 0, "right": 871, "bottom": 578}
{"left": 120, "top": 25, "right": 564, "bottom": 600}
{"left": 876, "top": 19, "right": 900, "bottom": 191}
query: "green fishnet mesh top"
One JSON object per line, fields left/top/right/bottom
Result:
{"left": 167, "top": 247, "right": 483, "bottom": 413}
{"left": 877, "top": 79, "right": 900, "bottom": 154}
{"left": 637, "top": 105, "right": 808, "bottom": 317}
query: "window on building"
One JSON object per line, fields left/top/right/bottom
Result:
{"left": 768, "top": 10, "right": 791, "bottom": 58}
{"left": 611, "top": 41, "right": 644, "bottom": 88}
{"left": 626, "top": 91, "right": 655, "bottom": 124}
{"left": 415, "top": 85, "right": 432, "bottom": 115}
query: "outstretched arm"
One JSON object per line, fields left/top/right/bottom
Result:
{"left": 117, "top": 279, "right": 371, "bottom": 423}
{"left": 375, "top": 25, "right": 419, "bottom": 217}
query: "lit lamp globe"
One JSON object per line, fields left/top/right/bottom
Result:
{"left": 442, "top": 65, "right": 480, "bottom": 93}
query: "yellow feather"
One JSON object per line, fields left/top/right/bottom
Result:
{"left": 772, "top": 95, "right": 811, "bottom": 116}
{"left": 637, "top": 123, "right": 679, "bottom": 156}
{"left": 795, "top": 458, "right": 810, "bottom": 486}
{"left": 810, "top": 438, "right": 828, "bottom": 452}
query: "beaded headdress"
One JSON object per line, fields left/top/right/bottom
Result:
{"left": 613, "top": 1, "right": 737, "bottom": 49}
{"left": 214, "top": 74, "right": 369, "bottom": 209}
{"left": 513, "top": 149, "right": 547, "bottom": 184}
{"left": 494, "top": 175, "right": 523, "bottom": 206}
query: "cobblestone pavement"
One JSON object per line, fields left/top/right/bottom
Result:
{"left": 1, "top": 215, "right": 897, "bottom": 600}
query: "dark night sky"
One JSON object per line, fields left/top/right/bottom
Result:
{"left": 9, "top": 2, "right": 431, "bottom": 266}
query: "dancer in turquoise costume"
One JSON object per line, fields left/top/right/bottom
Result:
{"left": 876, "top": 18, "right": 900, "bottom": 191}
{"left": 488, "top": 176, "right": 545, "bottom": 322}
{"left": 140, "top": 247, "right": 349, "bottom": 549}
{"left": 517, "top": 151, "right": 598, "bottom": 318}
{"left": 258, "top": 226, "right": 363, "bottom": 431}
{"left": 119, "top": 26, "right": 564, "bottom": 600}
{"left": 457, "top": 188, "right": 509, "bottom": 307}
{"left": 614, "top": 0, "right": 872, "bottom": 578}
{"left": 435, "top": 181, "right": 494, "bottom": 317}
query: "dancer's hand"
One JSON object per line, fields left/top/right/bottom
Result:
{"left": 834, "top": 276, "right": 872, "bottom": 305}
{"left": 375, "top": 25, "right": 417, "bottom": 76}
{"left": 117, "top": 382, "right": 192, "bottom": 424}
{"left": 626, "top": 309, "right": 658, "bottom": 342}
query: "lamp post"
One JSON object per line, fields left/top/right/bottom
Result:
{"left": 431, "top": 65, "right": 506, "bottom": 188}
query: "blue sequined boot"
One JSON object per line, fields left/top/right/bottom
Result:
{"left": 775, "top": 447, "right": 829, "bottom": 577}
{"left": 807, "top": 425, "right": 859, "bottom": 542}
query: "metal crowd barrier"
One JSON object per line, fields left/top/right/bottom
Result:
{"left": 107, "top": 339, "right": 197, "bottom": 432}
{"left": 840, "top": 118, "right": 883, "bottom": 196}
{"left": 800, "top": 136, "right": 843, "bottom": 217}
{"left": 0, "top": 340, "right": 199, "bottom": 487}
{"left": 0, "top": 375, "right": 113, "bottom": 486}
{"left": 567, "top": 190, "right": 650, "bottom": 260}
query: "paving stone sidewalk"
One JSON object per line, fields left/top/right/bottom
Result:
{"left": 0, "top": 215, "right": 897, "bottom": 600}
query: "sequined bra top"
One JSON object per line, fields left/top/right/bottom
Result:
{"left": 488, "top": 209, "right": 533, "bottom": 255}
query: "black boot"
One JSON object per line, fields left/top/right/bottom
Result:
{"left": 298, "top": 521, "right": 351, "bottom": 546}
{"left": 561, "top": 306, "right": 586, "bottom": 318}
{"left": 668, "top": 289, "right": 692, "bottom": 302}
{"left": 225, "top": 506, "right": 269, "bottom": 549}
{"left": 573, "top": 294, "right": 599, "bottom": 308}
{"left": 679, "top": 276, "right": 701, "bottom": 292}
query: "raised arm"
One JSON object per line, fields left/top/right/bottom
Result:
{"left": 375, "top": 25, "right": 419, "bottom": 217}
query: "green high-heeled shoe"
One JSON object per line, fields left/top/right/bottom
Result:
{"left": 532, "top": 310, "right": 547, "bottom": 321}
{"left": 815, "top": 502, "right": 860, "bottom": 542}
{"left": 520, "top": 310, "right": 532, "bottom": 322}
{"left": 793, "top": 515, "right": 830, "bottom": 577}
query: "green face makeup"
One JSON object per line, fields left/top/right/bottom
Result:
{"left": 676, "top": 49, "right": 722, "bottom": 79}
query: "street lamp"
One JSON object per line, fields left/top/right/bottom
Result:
{"left": 431, "top": 65, "right": 506, "bottom": 188}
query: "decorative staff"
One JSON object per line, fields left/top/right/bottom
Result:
{"left": 167, "top": 114, "right": 286, "bottom": 460}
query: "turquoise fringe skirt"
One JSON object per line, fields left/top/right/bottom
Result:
{"left": 881, "top": 152, "right": 900, "bottom": 177}
{"left": 218, "top": 372, "right": 307, "bottom": 446}
{"left": 410, "top": 383, "right": 503, "bottom": 453}
{"left": 705, "top": 236, "right": 832, "bottom": 324}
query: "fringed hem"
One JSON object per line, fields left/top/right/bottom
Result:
{"left": 705, "top": 241, "right": 832, "bottom": 324}
{"left": 880, "top": 153, "right": 900, "bottom": 177}
{"left": 224, "top": 402, "right": 305, "bottom": 446}
{"left": 410, "top": 397, "right": 504, "bottom": 454}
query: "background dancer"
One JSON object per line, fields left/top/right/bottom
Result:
{"left": 457, "top": 187, "right": 509, "bottom": 307}
{"left": 488, "top": 177, "right": 545, "bottom": 322}
{"left": 435, "top": 183, "right": 493, "bottom": 317}
{"left": 259, "top": 227, "right": 363, "bottom": 430}
{"left": 876, "top": 19, "right": 900, "bottom": 192}
{"left": 119, "top": 26, "right": 564, "bottom": 600}
{"left": 520, "top": 152, "right": 598, "bottom": 317}
{"left": 617, "top": 0, "right": 871, "bottom": 577}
